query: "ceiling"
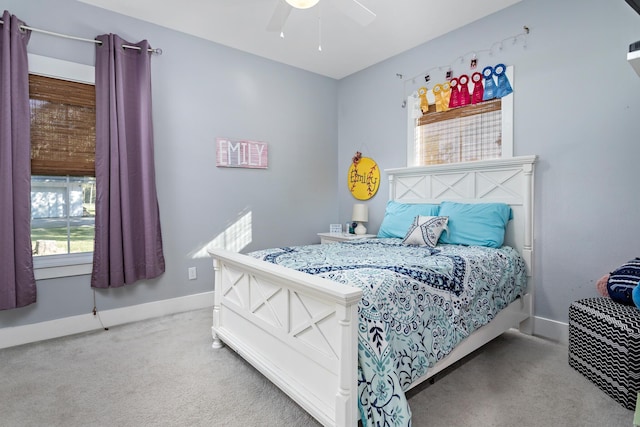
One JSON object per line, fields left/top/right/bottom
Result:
{"left": 76, "top": 0, "right": 521, "bottom": 79}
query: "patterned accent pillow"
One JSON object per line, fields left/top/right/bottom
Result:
{"left": 607, "top": 257, "right": 640, "bottom": 305}
{"left": 402, "top": 216, "right": 448, "bottom": 247}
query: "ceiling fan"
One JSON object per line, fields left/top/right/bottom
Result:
{"left": 266, "top": 0, "right": 376, "bottom": 33}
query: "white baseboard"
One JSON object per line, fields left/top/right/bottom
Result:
{"left": 0, "top": 291, "right": 214, "bottom": 350}
{"left": 533, "top": 315, "right": 569, "bottom": 345}
{"left": 1, "top": 300, "right": 568, "bottom": 350}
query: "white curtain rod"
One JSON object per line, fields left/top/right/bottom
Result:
{"left": 0, "top": 19, "right": 162, "bottom": 55}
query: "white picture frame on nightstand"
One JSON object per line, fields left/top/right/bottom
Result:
{"left": 329, "top": 224, "right": 342, "bottom": 234}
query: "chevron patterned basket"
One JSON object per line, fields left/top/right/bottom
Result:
{"left": 569, "top": 297, "right": 640, "bottom": 410}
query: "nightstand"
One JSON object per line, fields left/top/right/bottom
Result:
{"left": 317, "top": 232, "right": 376, "bottom": 244}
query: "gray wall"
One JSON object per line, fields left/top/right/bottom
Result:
{"left": 337, "top": 0, "right": 640, "bottom": 323}
{"left": 2, "top": 0, "right": 639, "bottom": 330}
{"left": 0, "top": 0, "right": 339, "bottom": 327}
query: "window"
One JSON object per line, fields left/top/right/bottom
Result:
{"left": 28, "top": 55, "right": 95, "bottom": 278}
{"left": 31, "top": 175, "right": 96, "bottom": 255}
{"left": 407, "top": 66, "right": 513, "bottom": 167}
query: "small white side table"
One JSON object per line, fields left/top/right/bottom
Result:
{"left": 317, "top": 232, "right": 376, "bottom": 244}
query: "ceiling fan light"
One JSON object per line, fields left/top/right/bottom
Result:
{"left": 285, "top": 0, "right": 320, "bottom": 9}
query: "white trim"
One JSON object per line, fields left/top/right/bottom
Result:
{"left": 500, "top": 66, "right": 514, "bottom": 157}
{"left": 33, "top": 253, "right": 93, "bottom": 280}
{"left": 387, "top": 154, "right": 537, "bottom": 176}
{"left": 406, "top": 95, "right": 419, "bottom": 167}
{"left": 28, "top": 54, "right": 94, "bottom": 84}
{"left": 534, "top": 316, "right": 569, "bottom": 345}
{"left": 0, "top": 292, "right": 214, "bottom": 349}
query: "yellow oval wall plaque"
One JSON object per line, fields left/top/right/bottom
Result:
{"left": 348, "top": 157, "right": 380, "bottom": 200}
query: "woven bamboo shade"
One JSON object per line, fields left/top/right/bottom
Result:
{"left": 29, "top": 74, "right": 95, "bottom": 176}
{"left": 415, "top": 98, "right": 502, "bottom": 165}
{"left": 417, "top": 98, "right": 501, "bottom": 125}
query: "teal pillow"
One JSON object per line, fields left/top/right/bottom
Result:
{"left": 377, "top": 201, "right": 440, "bottom": 238}
{"left": 633, "top": 282, "right": 640, "bottom": 309}
{"left": 438, "top": 201, "right": 512, "bottom": 248}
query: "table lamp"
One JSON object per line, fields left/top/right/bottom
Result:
{"left": 352, "top": 203, "right": 368, "bottom": 235}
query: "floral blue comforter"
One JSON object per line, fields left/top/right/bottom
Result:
{"left": 249, "top": 238, "right": 527, "bottom": 426}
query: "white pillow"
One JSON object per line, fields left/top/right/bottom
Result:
{"left": 402, "top": 216, "right": 449, "bottom": 247}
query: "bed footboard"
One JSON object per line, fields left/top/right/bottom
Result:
{"left": 209, "top": 248, "right": 363, "bottom": 427}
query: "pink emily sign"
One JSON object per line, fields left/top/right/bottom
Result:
{"left": 216, "top": 138, "right": 268, "bottom": 169}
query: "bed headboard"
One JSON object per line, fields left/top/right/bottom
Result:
{"left": 385, "top": 155, "right": 536, "bottom": 274}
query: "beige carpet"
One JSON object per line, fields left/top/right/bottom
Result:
{"left": 0, "top": 308, "right": 633, "bottom": 426}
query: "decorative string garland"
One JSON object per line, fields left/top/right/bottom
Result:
{"left": 398, "top": 26, "right": 530, "bottom": 108}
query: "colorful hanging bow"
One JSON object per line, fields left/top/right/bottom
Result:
{"left": 433, "top": 82, "right": 451, "bottom": 112}
{"left": 458, "top": 74, "right": 471, "bottom": 106}
{"left": 494, "top": 63, "right": 513, "bottom": 98}
{"left": 471, "top": 72, "right": 484, "bottom": 104}
{"left": 448, "top": 78, "right": 461, "bottom": 109}
{"left": 482, "top": 66, "right": 497, "bottom": 101}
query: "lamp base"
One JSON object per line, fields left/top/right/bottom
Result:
{"left": 354, "top": 222, "right": 367, "bottom": 235}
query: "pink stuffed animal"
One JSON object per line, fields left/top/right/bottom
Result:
{"left": 596, "top": 274, "right": 610, "bottom": 298}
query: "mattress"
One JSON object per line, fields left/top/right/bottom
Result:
{"left": 250, "top": 237, "right": 528, "bottom": 426}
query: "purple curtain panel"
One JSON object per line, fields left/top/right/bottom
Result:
{"left": 0, "top": 10, "right": 37, "bottom": 310}
{"left": 91, "top": 34, "right": 165, "bottom": 288}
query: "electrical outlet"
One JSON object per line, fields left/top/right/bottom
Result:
{"left": 188, "top": 267, "right": 197, "bottom": 280}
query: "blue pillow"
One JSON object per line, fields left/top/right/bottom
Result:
{"left": 377, "top": 201, "right": 440, "bottom": 238}
{"left": 607, "top": 258, "right": 640, "bottom": 306}
{"left": 632, "top": 283, "right": 640, "bottom": 309}
{"left": 438, "top": 201, "right": 512, "bottom": 248}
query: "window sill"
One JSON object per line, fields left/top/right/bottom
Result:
{"left": 33, "top": 253, "right": 93, "bottom": 280}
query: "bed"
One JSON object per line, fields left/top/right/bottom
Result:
{"left": 208, "top": 155, "right": 536, "bottom": 426}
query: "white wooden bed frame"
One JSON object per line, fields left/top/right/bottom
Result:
{"left": 208, "top": 155, "right": 536, "bottom": 427}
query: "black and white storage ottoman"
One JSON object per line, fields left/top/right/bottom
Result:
{"left": 568, "top": 297, "right": 640, "bottom": 410}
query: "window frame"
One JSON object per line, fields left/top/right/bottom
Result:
{"left": 28, "top": 54, "right": 95, "bottom": 280}
{"left": 406, "top": 65, "right": 514, "bottom": 167}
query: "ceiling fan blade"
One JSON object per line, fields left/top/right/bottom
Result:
{"left": 266, "top": 0, "right": 293, "bottom": 32}
{"left": 337, "top": 0, "right": 376, "bottom": 26}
